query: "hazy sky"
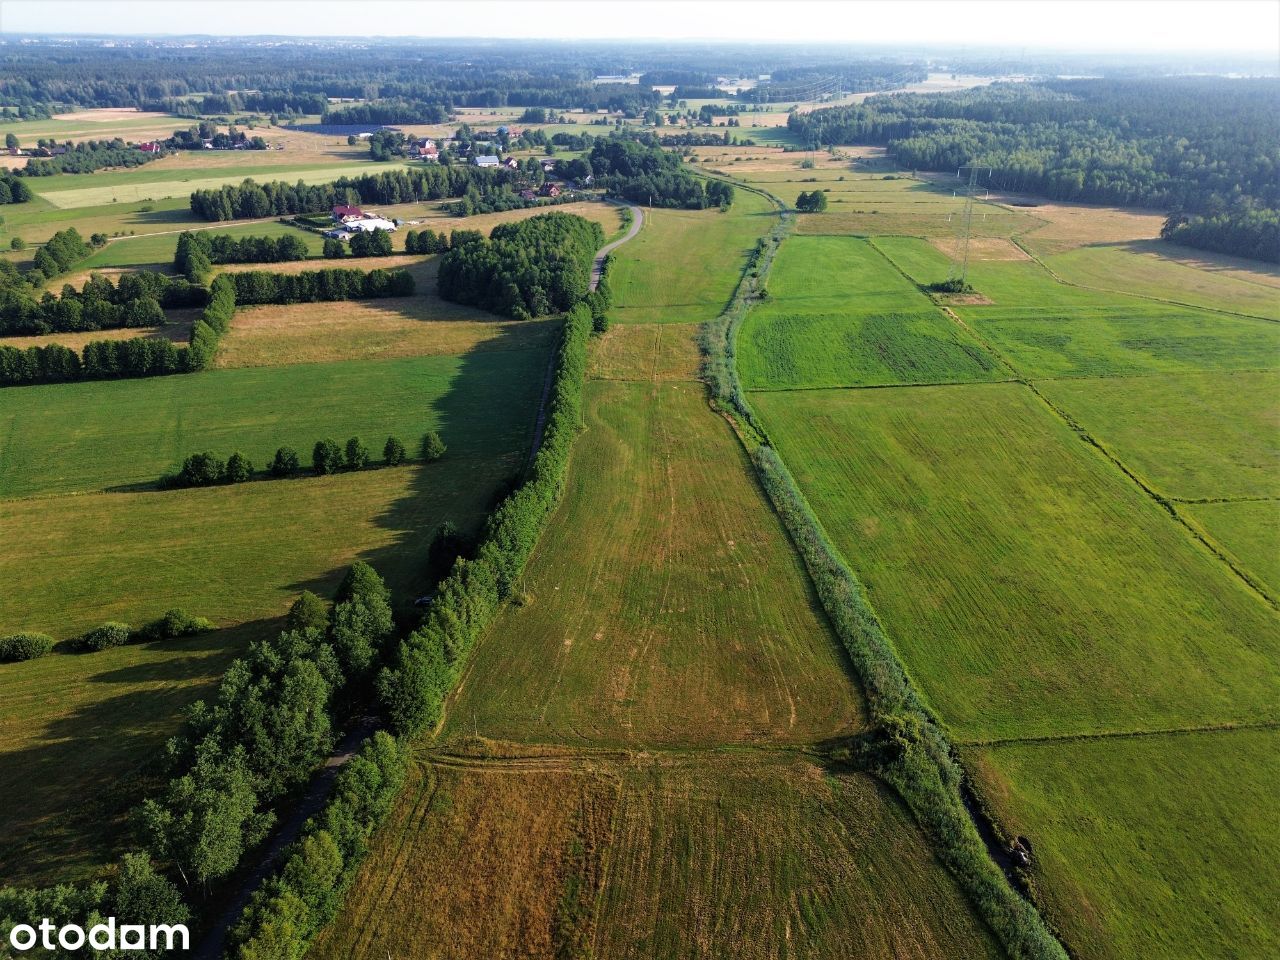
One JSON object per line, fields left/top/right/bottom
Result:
{"left": 1, "top": 0, "right": 1277, "bottom": 54}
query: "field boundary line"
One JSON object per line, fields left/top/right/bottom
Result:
{"left": 744, "top": 376, "right": 1018, "bottom": 393}
{"left": 937, "top": 305, "right": 1280, "bottom": 609}
{"left": 1169, "top": 494, "right": 1280, "bottom": 504}
{"left": 960, "top": 718, "right": 1280, "bottom": 750}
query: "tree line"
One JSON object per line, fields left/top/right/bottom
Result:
{"left": 174, "top": 230, "right": 309, "bottom": 281}
{"left": 436, "top": 212, "right": 602, "bottom": 319}
{"left": 0, "top": 269, "right": 204, "bottom": 337}
{"left": 588, "top": 136, "right": 735, "bottom": 209}
{"left": 227, "top": 266, "right": 414, "bottom": 305}
{"left": 10, "top": 137, "right": 165, "bottom": 177}
{"left": 788, "top": 77, "right": 1280, "bottom": 262}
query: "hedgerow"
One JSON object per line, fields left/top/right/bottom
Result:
{"left": 227, "top": 267, "right": 414, "bottom": 305}
{"left": 701, "top": 176, "right": 1069, "bottom": 960}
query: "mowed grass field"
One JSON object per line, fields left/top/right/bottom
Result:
{"left": 73, "top": 219, "right": 326, "bottom": 271}
{"left": 754, "top": 382, "right": 1279, "bottom": 741}
{"left": 1180, "top": 499, "right": 1280, "bottom": 595}
{"left": 0, "top": 349, "right": 545, "bottom": 499}
{"left": 0, "top": 622, "right": 263, "bottom": 885}
{"left": 1038, "top": 371, "right": 1279, "bottom": 501}
{"left": 738, "top": 236, "right": 1002, "bottom": 389}
{"left": 608, "top": 188, "right": 775, "bottom": 324}
{"left": 313, "top": 753, "right": 1002, "bottom": 960}
{"left": 445, "top": 375, "right": 864, "bottom": 748}
{"left": 967, "top": 729, "right": 1280, "bottom": 960}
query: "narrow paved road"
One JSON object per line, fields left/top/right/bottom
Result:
{"left": 591, "top": 202, "right": 643, "bottom": 291}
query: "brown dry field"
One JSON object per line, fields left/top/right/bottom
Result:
{"left": 999, "top": 197, "right": 1165, "bottom": 255}
{"left": 214, "top": 252, "right": 433, "bottom": 278}
{"left": 587, "top": 322, "right": 702, "bottom": 382}
{"left": 0, "top": 308, "right": 198, "bottom": 352}
{"left": 309, "top": 756, "right": 620, "bottom": 960}
{"left": 54, "top": 109, "right": 171, "bottom": 123}
{"left": 1111, "top": 240, "right": 1280, "bottom": 290}
{"left": 798, "top": 208, "right": 1040, "bottom": 238}
{"left": 692, "top": 144, "right": 883, "bottom": 175}
{"left": 930, "top": 236, "right": 1031, "bottom": 261}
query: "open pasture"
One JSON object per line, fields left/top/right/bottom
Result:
{"left": 0, "top": 348, "right": 547, "bottom": 499}
{"left": 754, "top": 381, "right": 1280, "bottom": 742}
{"left": 309, "top": 758, "right": 618, "bottom": 960}
{"left": 586, "top": 321, "right": 703, "bottom": 382}
{"left": 1038, "top": 371, "right": 1279, "bottom": 501}
{"left": 593, "top": 756, "right": 1003, "bottom": 960}
{"left": 0, "top": 109, "right": 188, "bottom": 146}
{"left": 73, "top": 219, "right": 325, "bottom": 271}
{"left": 1180, "top": 499, "right": 1280, "bottom": 595}
{"left": 608, "top": 188, "right": 775, "bottom": 324}
{"left": 445, "top": 378, "right": 864, "bottom": 749}
{"left": 967, "top": 729, "right": 1280, "bottom": 960}
{"left": 762, "top": 235, "right": 932, "bottom": 312}
{"left": 1003, "top": 199, "right": 1165, "bottom": 256}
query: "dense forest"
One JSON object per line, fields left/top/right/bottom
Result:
{"left": 789, "top": 78, "right": 1280, "bottom": 261}
{"left": 589, "top": 136, "right": 735, "bottom": 209}
{"left": 437, "top": 212, "right": 603, "bottom": 319}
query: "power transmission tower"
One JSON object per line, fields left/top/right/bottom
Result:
{"left": 948, "top": 166, "right": 981, "bottom": 288}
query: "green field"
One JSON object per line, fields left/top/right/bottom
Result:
{"left": 1044, "top": 243, "right": 1280, "bottom": 321}
{"left": 968, "top": 729, "right": 1280, "bottom": 960}
{"left": 1181, "top": 499, "right": 1280, "bottom": 594}
{"left": 73, "top": 220, "right": 326, "bottom": 270}
{"left": 0, "top": 349, "right": 546, "bottom": 499}
{"left": 1038, "top": 371, "right": 1279, "bottom": 500}
{"left": 754, "top": 382, "right": 1279, "bottom": 741}
{"left": 445, "top": 376, "right": 864, "bottom": 748}
{"left": 738, "top": 236, "right": 1002, "bottom": 389}
{"left": 608, "top": 188, "right": 775, "bottom": 324}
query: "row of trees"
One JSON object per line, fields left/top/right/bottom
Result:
{"left": 0, "top": 336, "right": 193, "bottom": 387}
{"left": 188, "top": 166, "right": 521, "bottom": 221}
{"left": 1, "top": 269, "right": 204, "bottom": 337}
{"left": 227, "top": 266, "right": 414, "bottom": 305}
{"left": 436, "top": 212, "right": 603, "bottom": 320}
{"left": 325, "top": 98, "right": 450, "bottom": 125}
{"left": 174, "top": 230, "right": 309, "bottom": 281}
{"left": 0, "top": 173, "right": 32, "bottom": 204}
{"left": 324, "top": 228, "right": 394, "bottom": 259}
{"left": 402, "top": 228, "right": 451, "bottom": 255}
{"left": 12, "top": 137, "right": 165, "bottom": 177}
{"left": 788, "top": 77, "right": 1280, "bottom": 261}
{"left": 164, "top": 432, "right": 441, "bottom": 488}
{"left": 27, "top": 227, "right": 94, "bottom": 284}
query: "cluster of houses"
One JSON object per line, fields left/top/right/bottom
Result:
{"left": 323, "top": 205, "right": 398, "bottom": 239}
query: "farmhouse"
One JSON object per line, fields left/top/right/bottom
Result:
{"left": 504, "top": 156, "right": 520, "bottom": 169}
{"left": 540, "top": 182, "right": 561, "bottom": 198}
{"left": 332, "top": 204, "right": 365, "bottom": 222}
{"left": 473, "top": 155, "right": 500, "bottom": 168}
{"left": 519, "top": 188, "right": 537, "bottom": 201}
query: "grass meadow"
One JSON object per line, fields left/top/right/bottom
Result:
{"left": 608, "top": 188, "right": 775, "bottom": 324}
{"left": 968, "top": 729, "right": 1280, "bottom": 960}
{"left": 754, "top": 382, "right": 1279, "bottom": 742}
{"left": 445, "top": 377, "right": 864, "bottom": 748}
{"left": 1180, "top": 499, "right": 1280, "bottom": 594}
{"left": 1038, "top": 371, "right": 1279, "bottom": 500}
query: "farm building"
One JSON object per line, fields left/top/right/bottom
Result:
{"left": 345, "top": 217, "right": 397, "bottom": 233}
{"left": 504, "top": 156, "right": 520, "bottom": 169}
{"left": 332, "top": 205, "right": 366, "bottom": 222}
{"left": 540, "top": 183, "right": 561, "bottom": 198}
{"left": 473, "top": 155, "right": 500, "bottom": 168}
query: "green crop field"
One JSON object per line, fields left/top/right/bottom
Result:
{"left": 754, "top": 382, "right": 1279, "bottom": 742}
{"left": 737, "top": 235, "right": 1002, "bottom": 388}
{"left": 608, "top": 188, "right": 775, "bottom": 324}
{"left": 968, "top": 729, "right": 1280, "bottom": 960}
{"left": 445, "top": 376, "right": 864, "bottom": 748}
{"left": 1044, "top": 243, "right": 1280, "bottom": 321}
{"left": 1038, "top": 371, "right": 1279, "bottom": 500}
{"left": 0, "top": 349, "right": 546, "bottom": 499}
{"left": 1180, "top": 499, "right": 1280, "bottom": 594}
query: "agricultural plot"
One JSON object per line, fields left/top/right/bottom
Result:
{"left": 586, "top": 322, "right": 703, "bottom": 381}
{"left": 594, "top": 756, "right": 1003, "bottom": 960}
{"left": 0, "top": 349, "right": 545, "bottom": 499}
{"left": 445, "top": 378, "right": 864, "bottom": 749}
{"left": 753, "top": 382, "right": 1279, "bottom": 742}
{"left": 0, "top": 109, "right": 189, "bottom": 146}
{"left": 608, "top": 188, "right": 775, "bottom": 324}
{"left": 309, "top": 758, "right": 619, "bottom": 960}
{"left": 1180, "top": 500, "right": 1280, "bottom": 595}
{"left": 73, "top": 219, "right": 325, "bottom": 271}
{"left": 0, "top": 622, "right": 261, "bottom": 886}
{"left": 1037, "top": 371, "right": 1279, "bottom": 501}
{"left": 967, "top": 729, "right": 1280, "bottom": 960}
{"left": 1043, "top": 243, "right": 1280, "bottom": 320}
{"left": 738, "top": 236, "right": 1002, "bottom": 389}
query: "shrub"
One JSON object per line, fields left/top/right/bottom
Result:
{"left": 270, "top": 446, "right": 300, "bottom": 477}
{"left": 323, "top": 237, "right": 346, "bottom": 259}
{"left": 383, "top": 436, "right": 406, "bottom": 466}
{"left": 138, "top": 608, "right": 213, "bottom": 642}
{"left": 285, "top": 591, "right": 328, "bottom": 633}
{"left": 0, "top": 632, "right": 54, "bottom": 662}
{"left": 78, "top": 621, "right": 132, "bottom": 652}
{"left": 9, "top": 237, "right": 24, "bottom": 250}
{"left": 225, "top": 451, "right": 254, "bottom": 483}
{"left": 313, "top": 438, "right": 342, "bottom": 475}
{"left": 345, "top": 437, "right": 369, "bottom": 470}
{"left": 177, "top": 451, "right": 225, "bottom": 487}
{"left": 420, "top": 431, "right": 446, "bottom": 462}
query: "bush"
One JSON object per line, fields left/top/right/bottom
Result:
{"left": 0, "top": 632, "right": 54, "bottom": 662}
{"left": 78, "top": 621, "right": 132, "bottom": 652}
{"left": 383, "top": 436, "right": 406, "bottom": 466}
{"left": 420, "top": 431, "right": 446, "bottom": 462}
{"left": 345, "top": 437, "right": 369, "bottom": 470}
{"left": 270, "top": 446, "right": 300, "bottom": 477}
{"left": 162, "top": 608, "right": 213, "bottom": 638}
{"left": 323, "top": 237, "right": 346, "bottom": 259}
{"left": 9, "top": 237, "right": 25, "bottom": 251}
{"left": 225, "top": 451, "right": 254, "bottom": 483}
{"left": 177, "top": 451, "right": 225, "bottom": 487}
{"left": 313, "top": 438, "right": 343, "bottom": 475}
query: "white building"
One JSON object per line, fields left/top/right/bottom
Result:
{"left": 473, "top": 155, "right": 500, "bottom": 168}
{"left": 345, "top": 217, "right": 397, "bottom": 233}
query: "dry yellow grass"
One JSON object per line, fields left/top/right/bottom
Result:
{"left": 1005, "top": 198, "right": 1165, "bottom": 255}
{"left": 0, "top": 320, "right": 192, "bottom": 353}
{"left": 587, "top": 322, "right": 702, "bottom": 382}
{"left": 930, "top": 236, "right": 1030, "bottom": 261}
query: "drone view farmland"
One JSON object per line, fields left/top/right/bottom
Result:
{"left": 0, "top": 2, "right": 1276, "bottom": 958}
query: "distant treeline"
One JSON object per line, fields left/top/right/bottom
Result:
{"left": 324, "top": 98, "right": 450, "bottom": 125}
{"left": 788, "top": 77, "right": 1280, "bottom": 262}
{"left": 189, "top": 166, "right": 519, "bottom": 221}
{"left": 437, "top": 212, "right": 602, "bottom": 319}
{"left": 228, "top": 266, "right": 415, "bottom": 305}
{"left": 12, "top": 138, "right": 165, "bottom": 177}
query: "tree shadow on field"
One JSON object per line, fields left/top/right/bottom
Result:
{"left": 0, "top": 618, "right": 277, "bottom": 887}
